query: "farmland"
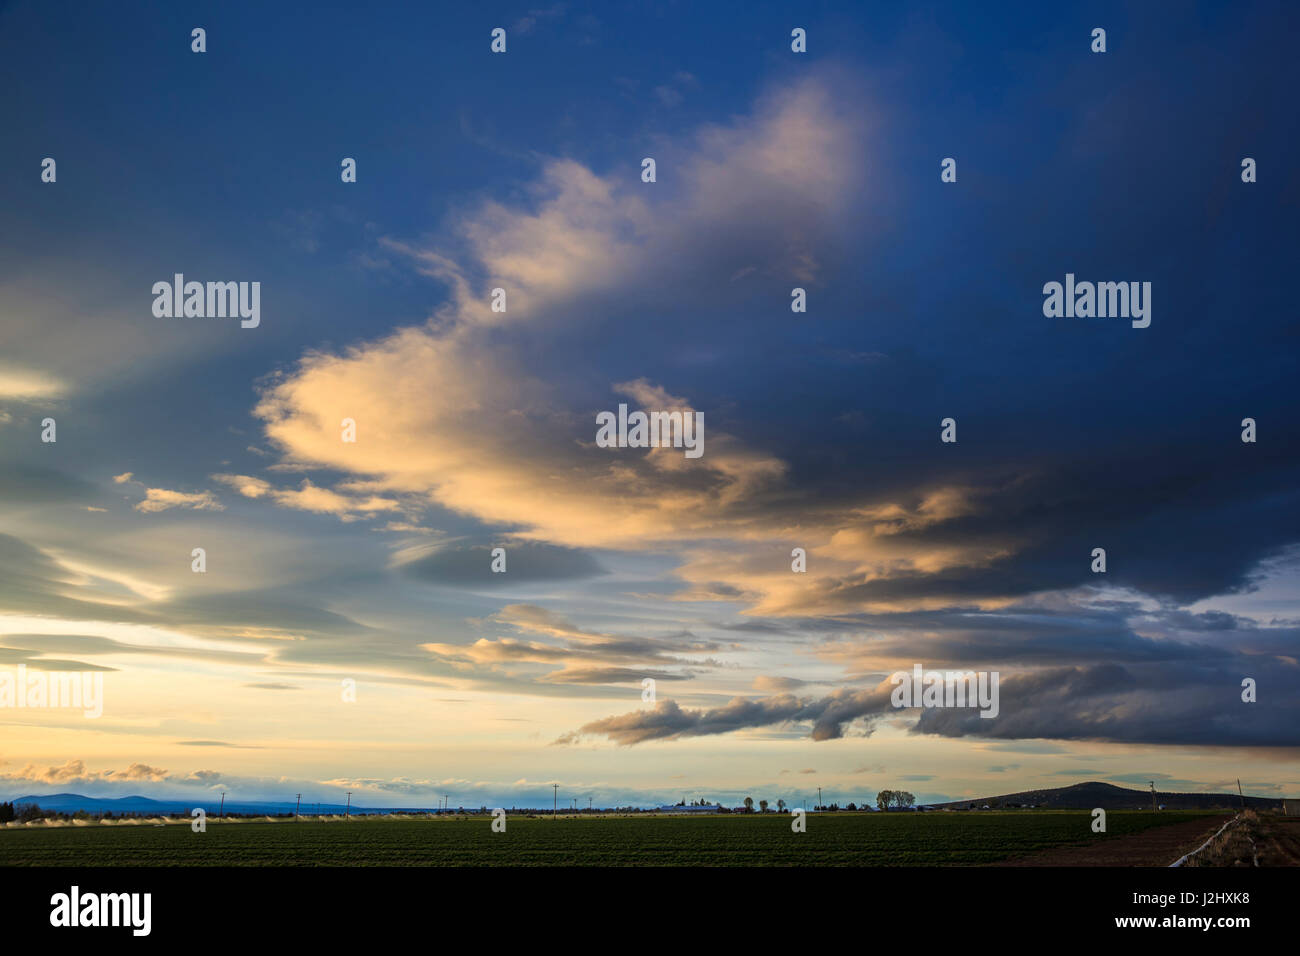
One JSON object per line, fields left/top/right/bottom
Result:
{"left": 0, "top": 810, "right": 1226, "bottom": 867}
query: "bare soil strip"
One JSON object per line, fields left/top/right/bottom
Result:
{"left": 997, "top": 814, "right": 1233, "bottom": 866}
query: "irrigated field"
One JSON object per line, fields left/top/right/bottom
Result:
{"left": 0, "top": 810, "right": 1225, "bottom": 866}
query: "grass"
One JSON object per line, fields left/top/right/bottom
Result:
{"left": 0, "top": 810, "right": 1222, "bottom": 866}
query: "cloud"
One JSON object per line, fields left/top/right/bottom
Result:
{"left": 134, "top": 487, "right": 223, "bottom": 513}
{"left": 560, "top": 636, "right": 1300, "bottom": 748}
{"left": 176, "top": 740, "right": 239, "bottom": 747}
{"left": 118, "top": 763, "right": 169, "bottom": 781}
{"left": 212, "top": 474, "right": 401, "bottom": 520}
{"left": 513, "top": 5, "right": 566, "bottom": 35}
{"left": 399, "top": 542, "right": 605, "bottom": 587}
{"left": 753, "top": 675, "right": 808, "bottom": 692}
{"left": 0, "top": 465, "right": 94, "bottom": 505}
{"left": 1, "top": 62, "right": 1294, "bottom": 772}
{"left": 112, "top": 471, "right": 224, "bottom": 513}
{"left": 3, "top": 759, "right": 95, "bottom": 785}
{"left": 245, "top": 76, "right": 863, "bottom": 550}
{"left": 910, "top": 662, "right": 1300, "bottom": 748}
{"left": 0, "top": 366, "right": 64, "bottom": 400}
{"left": 0, "top": 531, "right": 375, "bottom": 657}
{"left": 419, "top": 603, "right": 716, "bottom": 689}
{"left": 0, "top": 759, "right": 167, "bottom": 786}
{"left": 557, "top": 685, "right": 897, "bottom": 745}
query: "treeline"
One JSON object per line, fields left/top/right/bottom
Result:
{"left": 0, "top": 801, "right": 52, "bottom": 823}
{"left": 728, "top": 791, "right": 919, "bottom": 812}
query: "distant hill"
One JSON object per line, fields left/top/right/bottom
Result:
{"left": 931, "top": 781, "right": 1283, "bottom": 811}
{"left": 7, "top": 793, "right": 357, "bottom": 815}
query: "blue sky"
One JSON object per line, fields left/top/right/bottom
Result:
{"left": 0, "top": 0, "right": 1297, "bottom": 809}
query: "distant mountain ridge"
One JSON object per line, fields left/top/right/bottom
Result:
{"left": 932, "top": 781, "right": 1283, "bottom": 810}
{"left": 7, "top": 793, "right": 360, "bottom": 815}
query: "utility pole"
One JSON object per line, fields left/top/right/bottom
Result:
{"left": 1237, "top": 779, "right": 1246, "bottom": 809}
{"left": 218, "top": 792, "right": 225, "bottom": 822}
{"left": 553, "top": 783, "right": 558, "bottom": 819}
{"left": 818, "top": 786, "right": 823, "bottom": 811}
{"left": 1150, "top": 781, "right": 1157, "bottom": 811}
{"left": 295, "top": 794, "right": 301, "bottom": 821}
{"left": 345, "top": 792, "right": 352, "bottom": 820}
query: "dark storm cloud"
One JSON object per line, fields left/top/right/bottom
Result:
{"left": 756, "top": 453, "right": 1300, "bottom": 615}
{"left": 814, "top": 602, "right": 1247, "bottom": 669}
{"left": 561, "top": 652, "right": 1300, "bottom": 749}
{"left": 557, "top": 697, "right": 808, "bottom": 746}
{"left": 913, "top": 662, "right": 1299, "bottom": 748}
{"left": 557, "top": 685, "right": 898, "bottom": 745}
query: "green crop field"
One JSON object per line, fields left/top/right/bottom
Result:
{"left": 0, "top": 810, "right": 1222, "bottom": 866}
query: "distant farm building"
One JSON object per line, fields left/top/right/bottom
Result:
{"left": 657, "top": 804, "right": 721, "bottom": 814}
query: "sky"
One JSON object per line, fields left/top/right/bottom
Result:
{"left": 1, "top": 0, "right": 1297, "bottom": 810}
